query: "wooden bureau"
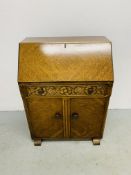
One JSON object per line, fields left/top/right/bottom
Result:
{"left": 18, "top": 36, "right": 114, "bottom": 146}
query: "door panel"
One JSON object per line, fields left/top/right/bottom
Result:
{"left": 70, "top": 98, "right": 106, "bottom": 138}
{"left": 27, "top": 97, "right": 63, "bottom": 138}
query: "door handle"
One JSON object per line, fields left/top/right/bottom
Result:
{"left": 71, "top": 112, "right": 79, "bottom": 120}
{"left": 55, "top": 112, "right": 63, "bottom": 119}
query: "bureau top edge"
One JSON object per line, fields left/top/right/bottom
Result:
{"left": 20, "top": 36, "right": 111, "bottom": 44}
{"left": 18, "top": 81, "right": 114, "bottom": 84}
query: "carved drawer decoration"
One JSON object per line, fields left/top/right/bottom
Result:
{"left": 26, "top": 84, "right": 111, "bottom": 97}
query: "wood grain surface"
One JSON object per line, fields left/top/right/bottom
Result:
{"left": 18, "top": 36, "right": 114, "bottom": 145}
{"left": 26, "top": 98, "right": 64, "bottom": 138}
{"left": 19, "top": 82, "right": 112, "bottom": 141}
{"left": 18, "top": 36, "right": 113, "bottom": 82}
{"left": 70, "top": 98, "right": 106, "bottom": 138}
{"left": 21, "top": 36, "right": 110, "bottom": 43}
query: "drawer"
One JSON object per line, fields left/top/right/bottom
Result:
{"left": 21, "top": 82, "right": 112, "bottom": 98}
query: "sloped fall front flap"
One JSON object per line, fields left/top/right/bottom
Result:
{"left": 18, "top": 36, "right": 114, "bottom": 82}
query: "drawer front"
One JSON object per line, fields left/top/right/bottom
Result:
{"left": 24, "top": 83, "right": 112, "bottom": 98}
{"left": 26, "top": 98, "right": 64, "bottom": 138}
{"left": 70, "top": 98, "right": 107, "bottom": 138}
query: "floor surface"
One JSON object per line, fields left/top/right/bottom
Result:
{"left": 0, "top": 110, "right": 131, "bottom": 175}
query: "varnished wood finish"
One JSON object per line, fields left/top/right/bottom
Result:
{"left": 62, "top": 98, "right": 70, "bottom": 138}
{"left": 26, "top": 98, "right": 64, "bottom": 138}
{"left": 18, "top": 36, "right": 113, "bottom": 82}
{"left": 18, "top": 36, "right": 114, "bottom": 146}
{"left": 21, "top": 36, "right": 110, "bottom": 43}
{"left": 19, "top": 81, "right": 113, "bottom": 144}
{"left": 70, "top": 98, "right": 106, "bottom": 138}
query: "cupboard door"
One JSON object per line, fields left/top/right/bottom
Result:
{"left": 70, "top": 98, "right": 106, "bottom": 138}
{"left": 27, "top": 98, "right": 64, "bottom": 138}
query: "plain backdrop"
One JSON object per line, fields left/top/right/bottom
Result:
{"left": 0, "top": 0, "right": 131, "bottom": 110}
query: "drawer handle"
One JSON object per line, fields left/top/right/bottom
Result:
{"left": 87, "top": 87, "right": 94, "bottom": 95}
{"left": 55, "top": 112, "right": 63, "bottom": 119}
{"left": 71, "top": 112, "right": 79, "bottom": 120}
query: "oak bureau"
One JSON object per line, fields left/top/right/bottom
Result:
{"left": 18, "top": 36, "right": 114, "bottom": 146}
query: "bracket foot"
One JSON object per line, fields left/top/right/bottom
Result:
{"left": 34, "top": 139, "right": 42, "bottom": 146}
{"left": 92, "top": 139, "right": 100, "bottom": 145}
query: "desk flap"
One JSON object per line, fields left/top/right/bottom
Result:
{"left": 18, "top": 36, "right": 113, "bottom": 82}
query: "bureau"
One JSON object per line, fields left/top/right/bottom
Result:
{"left": 18, "top": 36, "right": 114, "bottom": 146}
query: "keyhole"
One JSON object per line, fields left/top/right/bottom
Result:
{"left": 64, "top": 43, "right": 66, "bottom": 48}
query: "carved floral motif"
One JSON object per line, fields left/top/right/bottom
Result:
{"left": 74, "top": 86, "right": 84, "bottom": 95}
{"left": 60, "top": 87, "right": 72, "bottom": 95}
{"left": 27, "top": 84, "right": 110, "bottom": 97}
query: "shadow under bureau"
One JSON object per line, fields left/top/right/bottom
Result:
{"left": 18, "top": 36, "right": 114, "bottom": 146}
